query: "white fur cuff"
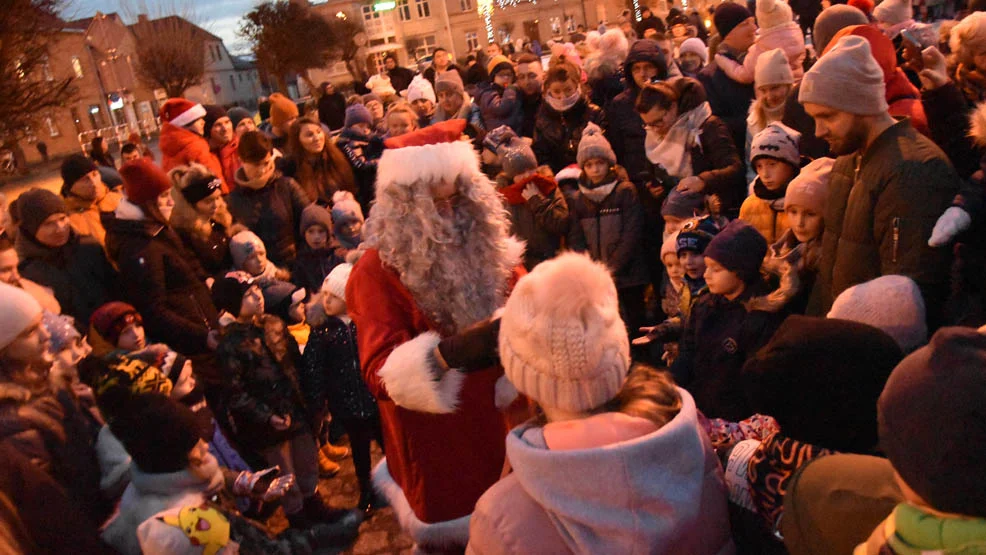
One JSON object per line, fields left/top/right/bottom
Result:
{"left": 494, "top": 375, "right": 518, "bottom": 410}
{"left": 378, "top": 331, "right": 466, "bottom": 414}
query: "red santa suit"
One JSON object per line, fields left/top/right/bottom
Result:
{"left": 346, "top": 120, "right": 524, "bottom": 550}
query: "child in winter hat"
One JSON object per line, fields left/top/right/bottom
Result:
{"left": 90, "top": 301, "right": 146, "bottom": 352}
{"left": 740, "top": 122, "right": 802, "bottom": 243}
{"left": 300, "top": 263, "right": 383, "bottom": 512}
{"left": 828, "top": 275, "right": 927, "bottom": 353}
{"left": 405, "top": 76, "right": 437, "bottom": 126}
{"left": 661, "top": 188, "right": 709, "bottom": 238}
{"left": 229, "top": 230, "right": 289, "bottom": 287}
{"left": 495, "top": 135, "right": 568, "bottom": 270}
{"left": 43, "top": 312, "right": 94, "bottom": 398}
{"left": 292, "top": 203, "right": 343, "bottom": 296}
{"left": 344, "top": 104, "right": 374, "bottom": 134}
{"left": 872, "top": 0, "right": 913, "bottom": 29}
{"left": 677, "top": 37, "right": 708, "bottom": 76}
{"left": 675, "top": 216, "right": 721, "bottom": 315}
{"left": 714, "top": 0, "right": 805, "bottom": 85}
{"left": 856, "top": 326, "right": 986, "bottom": 554}
{"left": 704, "top": 219, "right": 769, "bottom": 289}
{"left": 331, "top": 191, "right": 364, "bottom": 252}
{"left": 746, "top": 49, "right": 795, "bottom": 178}
{"left": 569, "top": 123, "right": 649, "bottom": 335}
{"left": 268, "top": 92, "right": 299, "bottom": 134}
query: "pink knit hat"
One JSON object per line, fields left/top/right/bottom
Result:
{"left": 785, "top": 157, "right": 835, "bottom": 214}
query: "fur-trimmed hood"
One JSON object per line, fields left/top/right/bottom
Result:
{"left": 969, "top": 101, "right": 986, "bottom": 147}
{"left": 743, "top": 256, "right": 801, "bottom": 314}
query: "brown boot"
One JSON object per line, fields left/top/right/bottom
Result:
{"left": 317, "top": 449, "right": 341, "bottom": 477}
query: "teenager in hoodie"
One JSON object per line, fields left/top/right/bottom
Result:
{"left": 533, "top": 62, "right": 607, "bottom": 173}
{"left": 158, "top": 99, "right": 228, "bottom": 193}
{"left": 468, "top": 253, "right": 734, "bottom": 555}
{"left": 227, "top": 131, "right": 312, "bottom": 267}
{"left": 495, "top": 133, "right": 569, "bottom": 270}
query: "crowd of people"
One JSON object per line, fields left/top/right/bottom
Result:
{"left": 2, "top": 0, "right": 986, "bottom": 552}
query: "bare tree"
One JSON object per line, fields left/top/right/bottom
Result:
{"left": 239, "top": 1, "right": 341, "bottom": 92}
{"left": 0, "top": 0, "right": 77, "bottom": 143}
{"left": 129, "top": 15, "right": 206, "bottom": 98}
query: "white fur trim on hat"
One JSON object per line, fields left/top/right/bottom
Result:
{"left": 322, "top": 263, "right": 353, "bottom": 303}
{"left": 377, "top": 331, "right": 466, "bottom": 414}
{"left": 169, "top": 103, "right": 207, "bottom": 129}
{"left": 499, "top": 252, "right": 630, "bottom": 412}
{"left": 827, "top": 275, "right": 927, "bottom": 353}
{"left": 0, "top": 282, "right": 42, "bottom": 351}
{"left": 376, "top": 139, "right": 483, "bottom": 193}
{"left": 372, "top": 460, "right": 471, "bottom": 548}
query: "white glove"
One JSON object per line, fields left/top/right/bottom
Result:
{"left": 521, "top": 182, "right": 540, "bottom": 201}
{"left": 928, "top": 206, "right": 972, "bottom": 247}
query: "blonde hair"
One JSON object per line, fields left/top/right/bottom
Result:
{"left": 386, "top": 101, "right": 418, "bottom": 124}
{"left": 168, "top": 163, "right": 233, "bottom": 241}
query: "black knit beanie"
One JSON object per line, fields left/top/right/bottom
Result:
{"left": 703, "top": 219, "right": 767, "bottom": 284}
{"left": 714, "top": 2, "right": 753, "bottom": 39}
{"left": 212, "top": 273, "right": 254, "bottom": 317}
{"left": 14, "top": 188, "right": 68, "bottom": 238}
{"left": 202, "top": 105, "right": 228, "bottom": 138}
{"left": 107, "top": 391, "right": 207, "bottom": 473}
{"left": 60, "top": 154, "right": 98, "bottom": 197}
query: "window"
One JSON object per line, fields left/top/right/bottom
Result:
{"left": 465, "top": 31, "right": 479, "bottom": 51}
{"left": 229, "top": 74, "right": 236, "bottom": 90}
{"left": 415, "top": 0, "right": 430, "bottom": 18}
{"left": 70, "top": 107, "right": 85, "bottom": 134}
{"left": 71, "top": 56, "right": 84, "bottom": 78}
{"left": 550, "top": 16, "right": 562, "bottom": 36}
{"left": 497, "top": 28, "right": 511, "bottom": 45}
{"left": 460, "top": 0, "right": 472, "bottom": 11}
{"left": 397, "top": 0, "right": 411, "bottom": 20}
{"left": 44, "top": 117, "right": 60, "bottom": 137}
{"left": 414, "top": 35, "right": 438, "bottom": 59}
{"left": 566, "top": 15, "right": 576, "bottom": 32}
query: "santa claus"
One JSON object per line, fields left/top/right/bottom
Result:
{"left": 346, "top": 119, "right": 524, "bottom": 551}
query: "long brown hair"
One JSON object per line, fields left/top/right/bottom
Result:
{"left": 287, "top": 117, "right": 356, "bottom": 202}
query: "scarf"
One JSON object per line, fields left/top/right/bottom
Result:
{"left": 233, "top": 163, "right": 275, "bottom": 191}
{"left": 753, "top": 178, "right": 787, "bottom": 213}
{"left": 578, "top": 177, "right": 618, "bottom": 204}
{"left": 499, "top": 174, "right": 558, "bottom": 205}
{"left": 645, "top": 101, "right": 713, "bottom": 179}
{"left": 544, "top": 91, "right": 581, "bottom": 112}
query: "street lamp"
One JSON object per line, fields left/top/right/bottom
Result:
{"left": 336, "top": 11, "right": 347, "bottom": 19}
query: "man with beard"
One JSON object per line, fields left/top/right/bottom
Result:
{"left": 800, "top": 35, "right": 959, "bottom": 327}
{"left": 347, "top": 120, "right": 525, "bottom": 552}
{"left": 514, "top": 53, "right": 544, "bottom": 138}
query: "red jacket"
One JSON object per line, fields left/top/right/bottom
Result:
{"left": 347, "top": 248, "right": 520, "bottom": 531}
{"left": 159, "top": 123, "right": 229, "bottom": 193}
{"left": 217, "top": 136, "right": 241, "bottom": 192}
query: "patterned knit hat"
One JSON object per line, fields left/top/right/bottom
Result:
{"left": 159, "top": 98, "right": 206, "bottom": 128}
{"left": 703, "top": 219, "right": 768, "bottom": 284}
{"left": 498, "top": 137, "right": 538, "bottom": 179}
{"left": 750, "top": 122, "right": 801, "bottom": 167}
{"left": 42, "top": 312, "right": 81, "bottom": 354}
{"left": 499, "top": 252, "right": 630, "bottom": 412}
{"left": 229, "top": 230, "right": 266, "bottom": 269}
{"left": 576, "top": 123, "right": 617, "bottom": 166}
{"left": 676, "top": 216, "right": 721, "bottom": 255}
{"left": 92, "top": 350, "right": 176, "bottom": 399}
{"left": 322, "top": 263, "right": 353, "bottom": 303}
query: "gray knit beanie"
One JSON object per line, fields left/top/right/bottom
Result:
{"left": 576, "top": 123, "right": 617, "bottom": 166}
{"left": 813, "top": 5, "right": 869, "bottom": 54}
{"left": 799, "top": 35, "right": 888, "bottom": 116}
{"left": 498, "top": 137, "right": 538, "bottom": 179}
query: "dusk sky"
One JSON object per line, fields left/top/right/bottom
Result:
{"left": 66, "top": 0, "right": 262, "bottom": 54}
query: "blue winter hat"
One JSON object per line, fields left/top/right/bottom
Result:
{"left": 345, "top": 103, "right": 373, "bottom": 128}
{"left": 661, "top": 188, "right": 706, "bottom": 219}
{"left": 703, "top": 219, "right": 768, "bottom": 284}
{"left": 676, "top": 216, "right": 720, "bottom": 255}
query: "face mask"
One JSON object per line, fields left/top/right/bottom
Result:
{"left": 544, "top": 90, "right": 581, "bottom": 112}
{"left": 679, "top": 60, "right": 702, "bottom": 73}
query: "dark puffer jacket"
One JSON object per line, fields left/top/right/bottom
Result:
{"left": 807, "top": 120, "right": 959, "bottom": 327}
{"left": 216, "top": 317, "right": 309, "bottom": 451}
{"left": 567, "top": 167, "right": 648, "bottom": 289}
{"left": 300, "top": 316, "right": 378, "bottom": 423}
{"left": 532, "top": 98, "right": 607, "bottom": 173}
{"left": 16, "top": 231, "right": 116, "bottom": 328}
{"left": 605, "top": 40, "right": 668, "bottom": 185}
{"left": 697, "top": 45, "right": 755, "bottom": 165}
{"left": 478, "top": 82, "right": 524, "bottom": 134}
{"left": 291, "top": 246, "right": 344, "bottom": 295}
{"left": 104, "top": 209, "right": 219, "bottom": 356}
{"left": 176, "top": 220, "right": 232, "bottom": 279}
{"left": 227, "top": 170, "right": 311, "bottom": 266}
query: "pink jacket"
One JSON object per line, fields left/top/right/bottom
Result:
{"left": 715, "top": 22, "right": 806, "bottom": 85}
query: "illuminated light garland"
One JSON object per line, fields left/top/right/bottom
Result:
{"left": 633, "top": 0, "right": 640, "bottom": 21}
{"left": 478, "top": 0, "right": 494, "bottom": 42}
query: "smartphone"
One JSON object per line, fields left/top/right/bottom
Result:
{"left": 900, "top": 29, "right": 923, "bottom": 70}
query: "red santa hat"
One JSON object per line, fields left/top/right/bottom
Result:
{"left": 159, "top": 98, "right": 207, "bottom": 128}
{"left": 378, "top": 119, "right": 482, "bottom": 193}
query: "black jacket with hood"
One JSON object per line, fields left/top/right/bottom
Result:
{"left": 604, "top": 40, "right": 669, "bottom": 186}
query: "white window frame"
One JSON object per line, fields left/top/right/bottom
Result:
{"left": 415, "top": 0, "right": 431, "bottom": 18}
{"left": 460, "top": 0, "right": 472, "bottom": 11}
{"left": 465, "top": 31, "right": 479, "bottom": 51}
{"left": 397, "top": 0, "right": 411, "bottom": 20}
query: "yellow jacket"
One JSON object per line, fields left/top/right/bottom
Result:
{"left": 65, "top": 190, "right": 122, "bottom": 247}
{"left": 739, "top": 194, "right": 788, "bottom": 244}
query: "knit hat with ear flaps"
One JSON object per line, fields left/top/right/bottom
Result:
{"left": 757, "top": 0, "right": 794, "bottom": 30}
{"left": 878, "top": 326, "right": 986, "bottom": 518}
{"left": 499, "top": 252, "right": 631, "bottom": 413}
{"left": 827, "top": 275, "right": 927, "bottom": 353}
{"left": 576, "top": 123, "right": 617, "bottom": 166}
{"left": 755, "top": 48, "right": 795, "bottom": 88}
{"left": 785, "top": 157, "right": 835, "bottom": 214}
{"left": 799, "top": 35, "right": 888, "bottom": 116}
{"left": 750, "top": 121, "right": 801, "bottom": 167}
{"left": 120, "top": 158, "right": 172, "bottom": 206}
{"left": 714, "top": 2, "right": 753, "bottom": 39}
{"left": 0, "top": 282, "right": 42, "bottom": 352}
{"left": 498, "top": 136, "right": 538, "bottom": 179}
{"left": 873, "top": 0, "right": 912, "bottom": 25}
{"left": 703, "top": 219, "right": 768, "bottom": 285}
{"left": 159, "top": 98, "right": 207, "bottom": 129}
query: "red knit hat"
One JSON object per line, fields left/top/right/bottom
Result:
{"left": 120, "top": 159, "right": 172, "bottom": 205}
{"left": 159, "top": 98, "right": 207, "bottom": 128}
{"left": 90, "top": 301, "right": 143, "bottom": 346}
{"left": 848, "top": 0, "right": 875, "bottom": 16}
